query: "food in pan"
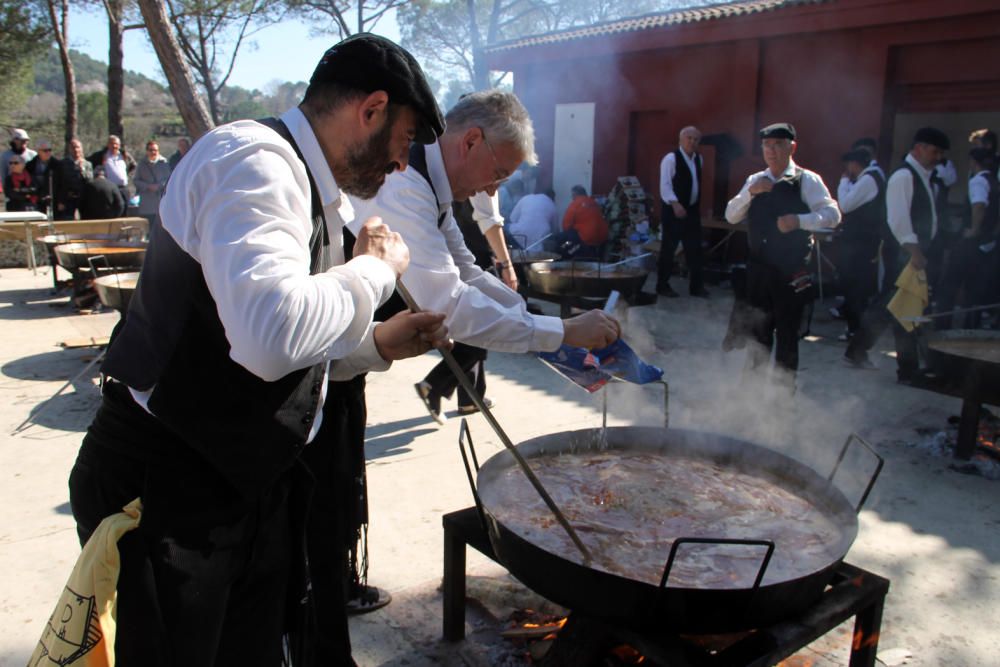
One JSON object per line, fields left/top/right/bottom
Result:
{"left": 480, "top": 450, "right": 845, "bottom": 588}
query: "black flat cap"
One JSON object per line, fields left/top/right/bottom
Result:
{"left": 759, "top": 122, "right": 796, "bottom": 141}
{"left": 841, "top": 149, "right": 870, "bottom": 164}
{"left": 913, "top": 127, "right": 949, "bottom": 150}
{"left": 309, "top": 33, "right": 444, "bottom": 145}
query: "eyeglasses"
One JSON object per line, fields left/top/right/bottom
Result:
{"left": 478, "top": 127, "right": 509, "bottom": 184}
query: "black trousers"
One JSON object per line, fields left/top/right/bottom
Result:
{"left": 936, "top": 236, "right": 1000, "bottom": 329}
{"left": 847, "top": 239, "right": 944, "bottom": 379}
{"left": 657, "top": 202, "right": 703, "bottom": 293}
{"left": 746, "top": 261, "right": 810, "bottom": 375}
{"left": 69, "top": 382, "right": 299, "bottom": 666}
{"left": 836, "top": 238, "right": 880, "bottom": 334}
{"left": 423, "top": 342, "right": 488, "bottom": 408}
{"left": 298, "top": 377, "right": 366, "bottom": 665}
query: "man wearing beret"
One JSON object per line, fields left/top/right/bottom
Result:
{"left": 834, "top": 148, "right": 886, "bottom": 341}
{"left": 845, "top": 127, "right": 950, "bottom": 381}
{"left": 67, "top": 34, "right": 450, "bottom": 664}
{"left": 725, "top": 123, "right": 840, "bottom": 391}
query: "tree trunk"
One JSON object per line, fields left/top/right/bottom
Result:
{"left": 46, "top": 0, "right": 77, "bottom": 154}
{"left": 466, "top": 0, "right": 489, "bottom": 90}
{"left": 136, "top": 0, "right": 213, "bottom": 140}
{"left": 107, "top": 0, "right": 125, "bottom": 139}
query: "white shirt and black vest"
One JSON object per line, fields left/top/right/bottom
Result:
{"left": 660, "top": 149, "right": 702, "bottom": 209}
{"left": 837, "top": 167, "right": 886, "bottom": 246}
{"left": 886, "top": 153, "right": 936, "bottom": 249}
{"left": 725, "top": 160, "right": 840, "bottom": 277}
{"left": 101, "top": 107, "right": 395, "bottom": 500}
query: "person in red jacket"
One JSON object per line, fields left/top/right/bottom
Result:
{"left": 555, "top": 184, "right": 609, "bottom": 259}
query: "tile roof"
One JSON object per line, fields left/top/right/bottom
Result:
{"left": 484, "top": 0, "right": 831, "bottom": 53}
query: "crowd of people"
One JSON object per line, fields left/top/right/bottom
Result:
{"left": 14, "top": 27, "right": 994, "bottom": 665}
{"left": 652, "top": 120, "right": 998, "bottom": 392}
{"left": 0, "top": 129, "right": 190, "bottom": 226}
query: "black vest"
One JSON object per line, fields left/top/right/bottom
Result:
{"left": 898, "top": 161, "right": 935, "bottom": 247}
{"left": 841, "top": 169, "right": 885, "bottom": 246}
{"left": 671, "top": 148, "right": 702, "bottom": 208}
{"left": 747, "top": 168, "right": 812, "bottom": 276}
{"left": 101, "top": 118, "right": 331, "bottom": 501}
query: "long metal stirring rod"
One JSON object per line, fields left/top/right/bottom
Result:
{"left": 395, "top": 281, "right": 592, "bottom": 563}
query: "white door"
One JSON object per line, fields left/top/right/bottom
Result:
{"left": 553, "top": 103, "right": 595, "bottom": 217}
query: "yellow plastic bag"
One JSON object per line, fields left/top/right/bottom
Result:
{"left": 28, "top": 498, "right": 142, "bottom": 667}
{"left": 888, "top": 264, "right": 928, "bottom": 333}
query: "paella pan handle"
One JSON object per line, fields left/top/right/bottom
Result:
{"left": 86, "top": 254, "right": 110, "bottom": 280}
{"left": 458, "top": 418, "right": 488, "bottom": 533}
{"left": 827, "top": 433, "right": 884, "bottom": 513}
{"left": 659, "top": 537, "right": 775, "bottom": 591}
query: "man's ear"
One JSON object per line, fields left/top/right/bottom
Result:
{"left": 358, "top": 90, "right": 390, "bottom": 131}
{"left": 789, "top": 140, "right": 797, "bottom": 157}
{"left": 460, "top": 126, "right": 483, "bottom": 158}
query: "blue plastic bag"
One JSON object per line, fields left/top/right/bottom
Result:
{"left": 538, "top": 339, "right": 663, "bottom": 393}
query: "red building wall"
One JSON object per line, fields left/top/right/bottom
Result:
{"left": 497, "top": 0, "right": 1000, "bottom": 218}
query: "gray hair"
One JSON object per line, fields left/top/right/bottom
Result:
{"left": 445, "top": 89, "right": 537, "bottom": 165}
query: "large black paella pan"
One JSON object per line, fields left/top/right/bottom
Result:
{"left": 466, "top": 426, "right": 881, "bottom": 633}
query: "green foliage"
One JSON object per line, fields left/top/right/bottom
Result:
{"left": 78, "top": 91, "right": 110, "bottom": 141}
{"left": 33, "top": 48, "right": 167, "bottom": 96}
{"left": 0, "top": 0, "right": 50, "bottom": 122}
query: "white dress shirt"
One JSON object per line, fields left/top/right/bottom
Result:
{"left": 837, "top": 168, "right": 879, "bottom": 214}
{"left": 103, "top": 153, "right": 129, "bottom": 186}
{"left": 934, "top": 159, "right": 957, "bottom": 188}
{"left": 508, "top": 193, "right": 557, "bottom": 248}
{"left": 886, "top": 153, "right": 937, "bottom": 246}
{"left": 724, "top": 160, "right": 841, "bottom": 231}
{"left": 471, "top": 191, "right": 503, "bottom": 233}
{"left": 349, "top": 141, "right": 564, "bottom": 352}
{"left": 968, "top": 171, "right": 990, "bottom": 206}
{"left": 142, "top": 107, "right": 395, "bottom": 438}
{"left": 659, "top": 150, "right": 700, "bottom": 206}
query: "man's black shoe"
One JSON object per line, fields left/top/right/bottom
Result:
{"left": 414, "top": 381, "right": 446, "bottom": 425}
{"left": 657, "top": 285, "right": 680, "bottom": 298}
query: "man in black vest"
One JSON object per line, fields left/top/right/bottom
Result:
{"left": 66, "top": 34, "right": 450, "bottom": 665}
{"left": 725, "top": 123, "right": 840, "bottom": 390}
{"left": 936, "top": 147, "right": 1000, "bottom": 328}
{"left": 350, "top": 90, "right": 621, "bottom": 416}
{"left": 834, "top": 149, "right": 886, "bottom": 340}
{"left": 845, "top": 127, "right": 950, "bottom": 382}
{"left": 657, "top": 125, "right": 708, "bottom": 297}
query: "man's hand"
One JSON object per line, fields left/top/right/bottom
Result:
{"left": 354, "top": 216, "right": 409, "bottom": 277}
{"left": 500, "top": 265, "right": 518, "bottom": 291}
{"left": 670, "top": 201, "right": 687, "bottom": 219}
{"left": 748, "top": 177, "right": 774, "bottom": 196}
{"left": 373, "top": 311, "right": 451, "bottom": 362}
{"left": 905, "top": 243, "right": 927, "bottom": 271}
{"left": 776, "top": 214, "right": 800, "bottom": 233}
{"left": 562, "top": 310, "right": 621, "bottom": 349}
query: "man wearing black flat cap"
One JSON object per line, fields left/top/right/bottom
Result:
{"left": 67, "top": 33, "right": 450, "bottom": 665}
{"left": 725, "top": 122, "right": 840, "bottom": 390}
{"left": 834, "top": 148, "right": 886, "bottom": 341}
{"left": 845, "top": 127, "right": 950, "bottom": 381}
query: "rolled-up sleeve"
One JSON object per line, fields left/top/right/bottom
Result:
{"left": 725, "top": 174, "right": 756, "bottom": 223}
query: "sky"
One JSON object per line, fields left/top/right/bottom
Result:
{"left": 68, "top": 5, "right": 402, "bottom": 92}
